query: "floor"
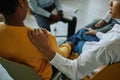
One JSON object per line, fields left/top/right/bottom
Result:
{"left": 62, "top": 0, "right": 110, "bottom": 29}
{"left": 24, "top": 0, "right": 110, "bottom": 42}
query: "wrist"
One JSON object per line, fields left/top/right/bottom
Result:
{"left": 47, "top": 48, "right": 56, "bottom": 60}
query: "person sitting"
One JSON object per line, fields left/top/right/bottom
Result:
{"left": 0, "top": 0, "right": 73, "bottom": 80}
{"left": 28, "top": 0, "right": 120, "bottom": 79}
{"left": 28, "top": 0, "right": 77, "bottom": 38}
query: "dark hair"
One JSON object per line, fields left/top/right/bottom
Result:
{"left": 0, "top": 0, "right": 18, "bottom": 15}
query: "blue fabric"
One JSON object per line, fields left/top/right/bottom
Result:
{"left": 68, "top": 29, "right": 100, "bottom": 54}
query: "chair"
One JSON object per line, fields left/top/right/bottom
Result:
{"left": 51, "top": 57, "right": 120, "bottom": 80}
{"left": 84, "top": 62, "right": 120, "bottom": 80}
{"left": 0, "top": 58, "right": 42, "bottom": 80}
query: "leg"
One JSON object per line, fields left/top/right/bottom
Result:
{"left": 68, "top": 29, "right": 99, "bottom": 54}
{"left": 33, "top": 3, "right": 55, "bottom": 31}
{"left": 60, "top": 17, "right": 77, "bottom": 39}
{"left": 67, "top": 17, "right": 77, "bottom": 38}
{"left": 67, "top": 29, "right": 99, "bottom": 45}
{"left": 34, "top": 14, "right": 51, "bottom": 31}
{"left": 74, "top": 41, "right": 85, "bottom": 54}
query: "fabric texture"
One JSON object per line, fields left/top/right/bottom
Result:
{"left": 0, "top": 23, "right": 71, "bottom": 80}
{"left": 50, "top": 24, "right": 120, "bottom": 80}
{"left": 0, "top": 63, "right": 13, "bottom": 80}
{"left": 28, "top": 0, "right": 77, "bottom": 38}
{"left": 68, "top": 29, "right": 99, "bottom": 54}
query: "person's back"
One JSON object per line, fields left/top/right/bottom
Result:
{"left": 0, "top": 0, "right": 71, "bottom": 79}
{"left": 0, "top": 23, "right": 52, "bottom": 79}
{"left": 0, "top": 23, "right": 72, "bottom": 79}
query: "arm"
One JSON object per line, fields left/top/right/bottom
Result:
{"left": 28, "top": 28, "right": 114, "bottom": 80}
{"left": 51, "top": 42, "right": 113, "bottom": 80}
{"left": 95, "top": 11, "right": 111, "bottom": 28}
{"left": 28, "top": 0, "right": 51, "bottom": 18}
{"left": 54, "top": 0, "right": 63, "bottom": 19}
{"left": 47, "top": 32, "right": 72, "bottom": 58}
{"left": 96, "top": 32, "right": 105, "bottom": 39}
{"left": 85, "top": 28, "right": 105, "bottom": 39}
{"left": 54, "top": 0, "right": 62, "bottom": 12}
{"left": 102, "top": 10, "right": 111, "bottom": 23}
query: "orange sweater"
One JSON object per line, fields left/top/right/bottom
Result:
{"left": 0, "top": 23, "right": 71, "bottom": 80}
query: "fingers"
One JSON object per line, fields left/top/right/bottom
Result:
{"left": 28, "top": 28, "right": 48, "bottom": 39}
{"left": 84, "top": 28, "right": 96, "bottom": 35}
{"left": 84, "top": 28, "right": 89, "bottom": 30}
{"left": 34, "top": 28, "right": 41, "bottom": 35}
{"left": 84, "top": 27, "right": 92, "bottom": 31}
{"left": 28, "top": 30, "right": 33, "bottom": 39}
{"left": 40, "top": 28, "right": 48, "bottom": 37}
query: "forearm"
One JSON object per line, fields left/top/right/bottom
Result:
{"left": 102, "top": 10, "right": 111, "bottom": 23}
{"left": 59, "top": 43, "right": 72, "bottom": 57}
{"left": 28, "top": 0, "right": 51, "bottom": 18}
{"left": 96, "top": 32, "right": 105, "bottom": 39}
{"left": 50, "top": 53, "right": 78, "bottom": 80}
{"left": 54, "top": 0, "right": 62, "bottom": 12}
{"left": 50, "top": 42, "right": 112, "bottom": 80}
{"left": 44, "top": 46, "right": 56, "bottom": 60}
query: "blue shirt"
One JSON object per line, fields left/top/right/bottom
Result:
{"left": 28, "top": 0, "right": 62, "bottom": 18}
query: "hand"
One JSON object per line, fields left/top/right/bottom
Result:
{"left": 28, "top": 28, "right": 55, "bottom": 60}
{"left": 95, "top": 20, "right": 106, "bottom": 28}
{"left": 57, "top": 10, "right": 63, "bottom": 17}
{"left": 49, "top": 14, "right": 61, "bottom": 24}
{"left": 84, "top": 28, "right": 97, "bottom": 35}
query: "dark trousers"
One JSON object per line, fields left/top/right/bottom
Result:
{"left": 34, "top": 3, "right": 77, "bottom": 38}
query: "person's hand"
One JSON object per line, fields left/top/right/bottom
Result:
{"left": 28, "top": 28, "right": 55, "bottom": 60}
{"left": 95, "top": 20, "right": 106, "bottom": 28}
{"left": 49, "top": 14, "right": 61, "bottom": 24}
{"left": 57, "top": 10, "right": 63, "bottom": 18}
{"left": 84, "top": 28, "right": 97, "bottom": 35}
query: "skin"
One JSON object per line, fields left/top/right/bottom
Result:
{"left": 95, "top": 19, "right": 106, "bottom": 28}
{"left": 28, "top": 0, "right": 120, "bottom": 60}
{"left": 4, "top": 0, "right": 28, "bottom": 26}
{"left": 49, "top": 10, "right": 63, "bottom": 24}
